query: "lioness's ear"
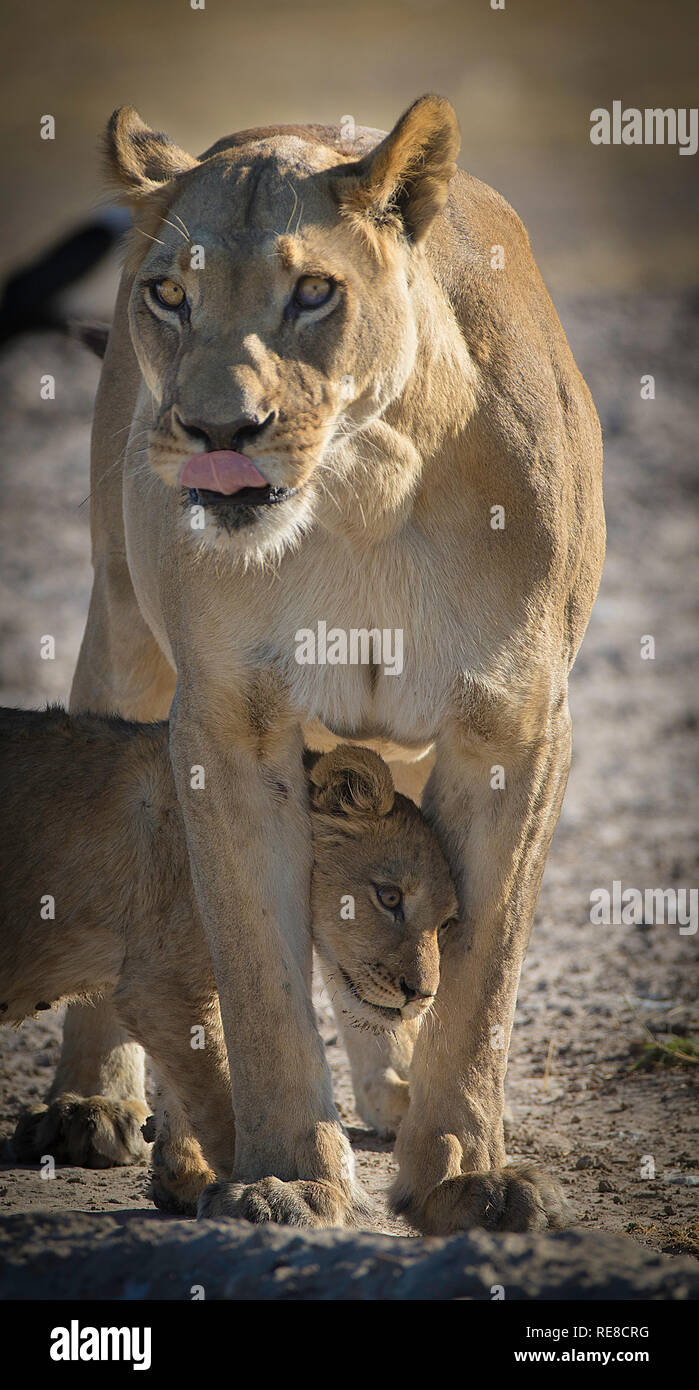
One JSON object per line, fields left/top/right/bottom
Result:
{"left": 335, "top": 94, "right": 460, "bottom": 246}
{"left": 103, "top": 106, "right": 198, "bottom": 203}
{"left": 309, "top": 746, "right": 395, "bottom": 819}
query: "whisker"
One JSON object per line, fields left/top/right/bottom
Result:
{"left": 171, "top": 210, "right": 191, "bottom": 239}
{"left": 78, "top": 443, "right": 153, "bottom": 508}
{"left": 315, "top": 461, "right": 367, "bottom": 529}
{"left": 284, "top": 179, "right": 299, "bottom": 235}
{"left": 108, "top": 413, "right": 151, "bottom": 441}
{"left": 133, "top": 227, "right": 167, "bottom": 248}
{"left": 160, "top": 215, "right": 190, "bottom": 245}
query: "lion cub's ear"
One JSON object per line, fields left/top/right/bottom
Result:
{"left": 334, "top": 94, "right": 460, "bottom": 247}
{"left": 309, "top": 746, "right": 395, "bottom": 820}
{"left": 103, "top": 107, "right": 198, "bottom": 204}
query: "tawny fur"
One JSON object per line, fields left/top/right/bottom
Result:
{"left": 0, "top": 706, "right": 455, "bottom": 1216}
{"left": 49, "top": 94, "right": 603, "bottom": 1230}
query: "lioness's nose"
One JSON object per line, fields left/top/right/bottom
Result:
{"left": 173, "top": 409, "right": 275, "bottom": 453}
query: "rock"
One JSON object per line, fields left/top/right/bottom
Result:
{"left": 0, "top": 1212, "right": 697, "bottom": 1301}
{"left": 598, "top": 1179, "right": 616, "bottom": 1193}
{"left": 574, "top": 1155, "right": 596, "bottom": 1170}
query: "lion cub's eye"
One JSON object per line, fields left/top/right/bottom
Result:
{"left": 152, "top": 279, "right": 185, "bottom": 309}
{"left": 376, "top": 886, "right": 402, "bottom": 912}
{"left": 294, "top": 274, "right": 334, "bottom": 310}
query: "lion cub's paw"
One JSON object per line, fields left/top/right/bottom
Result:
{"left": 198, "top": 1176, "right": 362, "bottom": 1228}
{"left": 357, "top": 1070, "right": 410, "bottom": 1141}
{"left": 150, "top": 1164, "right": 216, "bottom": 1217}
{"left": 11, "top": 1093, "right": 150, "bottom": 1168}
{"left": 395, "top": 1162, "right": 571, "bottom": 1236}
{"left": 149, "top": 1134, "right": 216, "bottom": 1217}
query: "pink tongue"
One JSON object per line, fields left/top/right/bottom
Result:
{"left": 180, "top": 450, "right": 267, "bottom": 495}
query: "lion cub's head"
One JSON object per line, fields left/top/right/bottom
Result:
{"left": 307, "top": 746, "right": 458, "bottom": 1032}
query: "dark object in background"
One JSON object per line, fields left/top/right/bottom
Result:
{"left": 0, "top": 206, "right": 128, "bottom": 346}
{"left": 69, "top": 319, "right": 110, "bottom": 357}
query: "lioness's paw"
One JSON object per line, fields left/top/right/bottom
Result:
{"left": 198, "top": 1176, "right": 360, "bottom": 1228}
{"left": 11, "top": 1093, "right": 149, "bottom": 1168}
{"left": 394, "top": 1162, "right": 571, "bottom": 1235}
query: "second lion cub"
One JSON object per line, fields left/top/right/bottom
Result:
{"left": 0, "top": 706, "right": 456, "bottom": 1220}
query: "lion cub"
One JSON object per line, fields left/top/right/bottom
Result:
{"left": 0, "top": 706, "right": 456, "bottom": 1214}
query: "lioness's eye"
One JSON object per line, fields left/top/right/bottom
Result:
{"left": 152, "top": 279, "right": 185, "bottom": 309}
{"left": 294, "top": 274, "right": 333, "bottom": 310}
{"left": 376, "top": 886, "right": 402, "bottom": 912}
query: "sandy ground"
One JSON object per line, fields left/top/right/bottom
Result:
{"left": 0, "top": 284, "right": 697, "bottom": 1254}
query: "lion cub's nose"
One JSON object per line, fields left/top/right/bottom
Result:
{"left": 399, "top": 978, "right": 432, "bottom": 1007}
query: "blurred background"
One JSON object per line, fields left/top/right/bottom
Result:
{"left": 0, "top": 0, "right": 697, "bottom": 1249}
{"left": 1, "top": 0, "right": 698, "bottom": 299}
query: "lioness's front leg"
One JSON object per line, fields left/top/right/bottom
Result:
{"left": 392, "top": 705, "right": 573, "bottom": 1234}
{"left": 169, "top": 683, "right": 368, "bottom": 1229}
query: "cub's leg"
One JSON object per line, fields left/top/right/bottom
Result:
{"left": 146, "top": 1085, "right": 218, "bottom": 1217}
{"left": 318, "top": 957, "right": 418, "bottom": 1139}
{"left": 115, "top": 974, "right": 234, "bottom": 1216}
{"left": 12, "top": 998, "right": 149, "bottom": 1169}
{"left": 39, "top": 278, "right": 177, "bottom": 1167}
{"left": 0, "top": 758, "right": 140, "bottom": 1165}
{"left": 33, "top": 589, "right": 175, "bottom": 1168}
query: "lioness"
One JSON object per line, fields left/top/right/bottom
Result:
{"left": 48, "top": 94, "right": 603, "bottom": 1233}
{"left": 0, "top": 706, "right": 457, "bottom": 1220}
